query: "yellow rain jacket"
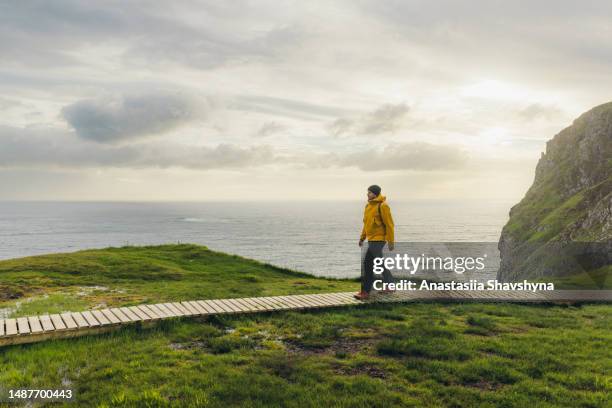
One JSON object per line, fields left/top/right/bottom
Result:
{"left": 360, "top": 194, "right": 394, "bottom": 243}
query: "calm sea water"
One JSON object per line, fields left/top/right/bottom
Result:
{"left": 0, "top": 200, "right": 512, "bottom": 278}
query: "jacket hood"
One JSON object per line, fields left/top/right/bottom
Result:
{"left": 368, "top": 194, "right": 386, "bottom": 203}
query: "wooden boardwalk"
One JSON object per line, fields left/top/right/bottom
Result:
{"left": 1, "top": 290, "right": 610, "bottom": 347}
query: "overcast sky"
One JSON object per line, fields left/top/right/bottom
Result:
{"left": 1, "top": 0, "right": 610, "bottom": 201}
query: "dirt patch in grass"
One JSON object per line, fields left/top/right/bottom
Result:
{"left": 333, "top": 363, "right": 387, "bottom": 379}
{"left": 168, "top": 341, "right": 207, "bottom": 350}
{"left": 284, "top": 336, "right": 376, "bottom": 356}
{"left": 0, "top": 284, "right": 25, "bottom": 300}
{"left": 465, "top": 379, "right": 504, "bottom": 391}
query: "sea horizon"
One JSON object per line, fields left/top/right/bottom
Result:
{"left": 0, "top": 199, "right": 511, "bottom": 278}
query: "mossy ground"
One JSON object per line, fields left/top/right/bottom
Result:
{"left": 0, "top": 245, "right": 610, "bottom": 407}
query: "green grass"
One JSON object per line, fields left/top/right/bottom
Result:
{"left": 0, "top": 245, "right": 610, "bottom": 407}
{"left": 538, "top": 265, "right": 612, "bottom": 290}
{"left": 505, "top": 175, "right": 611, "bottom": 244}
{"left": 0, "top": 244, "right": 358, "bottom": 318}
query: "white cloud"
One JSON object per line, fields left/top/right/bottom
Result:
{"left": 338, "top": 142, "right": 467, "bottom": 171}
{"left": 62, "top": 91, "right": 209, "bottom": 143}
{"left": 329, "top": 103, "right": 410, "bottom": 137}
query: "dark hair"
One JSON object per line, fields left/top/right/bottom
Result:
{"left": 367, "top": 185, "right": 381, "bottom": 196}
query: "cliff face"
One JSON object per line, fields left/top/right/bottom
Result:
{"left": 497, "top": 102, "right": 612, "bottom": 282}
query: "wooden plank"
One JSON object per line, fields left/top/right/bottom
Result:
{"left": 170, "top": 302, "right": 192, "bottom": 316}
{"left": 285, "top": 295, "right": 313, "bottom": 308}
{"left": 283, "top": 296, "right": 305, "bottom": 309}
{"left": 185, "top": 302, "right": 204, "bottom": 314}
{"left": 38, "top": 315, "right": 55, "bottom": 332}
{"left": 80, "top": 311, "right": 100, "bottom": 327}
{"left": 178, "top": 301, "right": 197, "bottom": 315}
{"left": 303, "top": 294, "right": 338, "bottom": 306}
{"left": 255, "top": 297, "right": 283, "bottom": 310}
{"left": 262, "top": 296, "right": 287, "bottom": 309}
{"left": 322, "top": 293, "right": 359, "bottom": 304}
{"left": 179, "top": 301, "right": 200, "bottom": 315}
{"left": 151, "top": 304, "right": 172, "bottom": 318}
{"left": 17, "top": 317, "right": 30, "bottom": 334}
{"left": 295, "top": 295, "right": 327, "bottom": 307}
{"left": 138, "top": 305, "right": 161, "bottom": 320}
{"left": 236, "top": 297, "right": 266, "bottom": 311}
{"left": 0, "top": 319, "right": 4, "bottom": 337}
{"left": 162, "top": 303, "right": 185, "bottom": 316}
{"left": 100, "top": 309, "right": 122, "bottom": 324}
{"left": 150, "top": 304, "right": 169, "bottom": 318}
{"left": 204, "top": 300, "right": 222, "bottom": 313}
{"left": 108, "top": 308, "right": 130, "bottom": 323}
{"left": 120, "top": 307, "right": 142, "bottom": 322}
{"left": 209, "top": 299, "right": 232, "bottom": 313}
{"left": 147, "top": 304, "right": 169, "bottom": 319}
{"left": 275, "top": 296, "right": 302, "bottom": 308}
{"left": 154, "top": 304, "right": 175, "bottom": 318}
{"left": 246, "top": 297, "right": 271, "bottom": 311}
{"left": 231, "top": 298, "right": 259, "bottom": 312}
{"left": 266, "top": 296, "right": 292, "bottom": 309}
{"left": 216, "top": 299, "right": 241, "bottom": 313}
{"left": 301, "top": 294, "right": 334, "bottom": 306}
{"left": 283, "top": 296, "right": 310, "bottom": 308}
{"left": 27, "top": 316, "right": 44, "bottom": 334}
{"left": 128, "top": 306, "right": 151, "bottom": 321}
{"left": 255, "top": 297, "right": 282, "bottom": 310}
{"left": 150, "top": 304, "right": 171, "bottom": 319}
{"left": 194, "top": 300, "right": 217, "bottom": 314}
{"left": 5, "top": 319, "right": 17, "bottom": 336}
{"left": 309, "top": 293, "right": 339, "bottom": 304}
{"left": 203, "top": 299, "right": 224, "bottom": 313}
{"left": 225, "top": 299, "right": 248, "bottom": 312}
{"left": 186, "top": 300, "right": 209, "bottom": 315}
{"left": 90, "top": 310, "right": 111, "bottom": 326}
{"left": 228, "top": 298, "right": 252, "bottom": 311}
{"left": 158, "top": 303, "right": 181, "bottom": 317}
{"left": 225, "top": 298, "right": 251, "bottom": 312}
{"left": 256, "top": 297, "right": 286, "bottom": 310}
{"left": 304, "top": 294, "right": 336, "bottom": 306}
{"left": 330, "top": 292, "right": 354, "bottom": 301}
{"left": 60, "top": 313, "right": 78, "bottom": 330}
{"left": 217, "top": 299, "right": 239, "bottom": 313}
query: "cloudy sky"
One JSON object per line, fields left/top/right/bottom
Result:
{"left": 1, "top": 0, "right": 611, "bottom": 201}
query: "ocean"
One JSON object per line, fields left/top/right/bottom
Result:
{"left": 0, "top": 200, "right": 512, "bottom": 279}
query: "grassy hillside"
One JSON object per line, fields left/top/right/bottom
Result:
{"left": 0, "top": 245, "right": 610, "bottom": 407}
{"left": 0, "top": 244, "right": 357, "bottom": 318}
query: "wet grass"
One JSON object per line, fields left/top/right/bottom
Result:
{"left": 1, "top": 302, "right": 609, "bottom": 407}
{"left": 0, "top": 245, "right": 610, "bottom": 407}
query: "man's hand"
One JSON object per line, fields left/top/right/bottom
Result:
{"left": 388, "top": 242, "right": 394, "bottom": 251}
{"left": 358, "top": 239, "right": 364, "bottom": 247}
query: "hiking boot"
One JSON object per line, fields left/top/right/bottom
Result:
{"left": 353, "top": 291, "right": 370, "bottom": 300}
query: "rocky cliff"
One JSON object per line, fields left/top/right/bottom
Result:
{"left": 497, "top": 102, "right": 612, "bottom": 284}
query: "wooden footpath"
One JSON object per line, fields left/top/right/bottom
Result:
{"left": 1, "top": 290, "right": 610, "bottom": 347}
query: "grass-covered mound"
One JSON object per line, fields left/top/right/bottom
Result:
{"left": 0, "top": 245, "right": 610, "bottom": 407}
{"left": 0, "top": 244, "right": 358, "bottom": 318}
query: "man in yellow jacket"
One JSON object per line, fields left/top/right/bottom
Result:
{"left": 355, "top": 185, "right": 395, "bottom": 300}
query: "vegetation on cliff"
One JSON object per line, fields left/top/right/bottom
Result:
{"left": 498, "top": 102, "right": 611, "bottom": 284}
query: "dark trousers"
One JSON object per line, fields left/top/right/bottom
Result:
{"left": 361, "top": 241, "right": 394, "bottom": 293}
